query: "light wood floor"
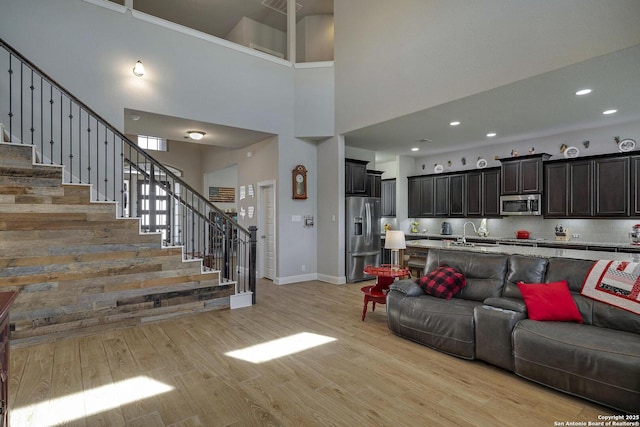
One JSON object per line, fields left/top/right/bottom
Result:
{"left": 9, "top": 279, "right": 613, "bottom": 426}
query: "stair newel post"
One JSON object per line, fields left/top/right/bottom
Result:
{"left": 249, "top": 226, "right": 257, "bottom": 303}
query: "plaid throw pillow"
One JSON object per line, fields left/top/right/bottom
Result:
{"left": 416, "top": 264, "right": 466, "bottom": 300}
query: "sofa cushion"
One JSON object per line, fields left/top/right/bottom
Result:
{"left": 417, "top": 265, "right": 466, "bottom": 300}
{"left": 513, "top": 320, "right": 640, "bottom": 413}
{"left": 517, "top": 280, "right": 583, "bottom": 323}
{"left": 503, "top": 255, "right": 548, "bottom": 299}
{"left": 388, "top": 293, "right": 480, "bottom": 359}
{"left": 425, "top": 249, "right": 508, "bottom": 301}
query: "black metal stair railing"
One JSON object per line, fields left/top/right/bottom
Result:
{"left": 0, "top": 38, "right": 256, "bottom": 302}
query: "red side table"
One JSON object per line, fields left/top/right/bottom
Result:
{"left": 361, "top": 265, "right": 410, "bottom": 321}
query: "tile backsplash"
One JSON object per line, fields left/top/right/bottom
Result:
{"left": 382, "top": 217, "right": 640, "bottom": 244}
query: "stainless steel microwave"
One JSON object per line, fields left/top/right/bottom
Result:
{"left": 500, "top": 194, "right": 542, "bottom": 215}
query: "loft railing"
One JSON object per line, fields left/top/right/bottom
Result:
{"left": 0, "top": 38, "right": 256, "bottom": 302}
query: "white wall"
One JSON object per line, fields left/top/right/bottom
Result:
{"left": 226, "top": 16, "right": 287, "bottom": 59}
{"left": 296, "top": 15, "right": 334, "bottom": 63}
{"left": 334, "top": 0, "right": 640, "bottom": 135}
{"left": 294, "top": 63, "right": 334, "bottom": 139}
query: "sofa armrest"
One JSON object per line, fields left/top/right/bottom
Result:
{"left": 389, "top": 279, "right": 424, "bottom": 297}
{"left": 483, "top": 297, "right": 527, "bottom": 313}
{"left": 474, "top": 304, "right": 527, "bottom": 371}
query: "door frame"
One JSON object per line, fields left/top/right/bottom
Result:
{"left": 257, "top": 180, "right": 276, "bottom": 279}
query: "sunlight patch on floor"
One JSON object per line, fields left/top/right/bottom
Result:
{"left": 12, "top": 376, "right": 173, "bottom": 426}
{"left": 225, "top": 332, "right": 337, "bottom": 363}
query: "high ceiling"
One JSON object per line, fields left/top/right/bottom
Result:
{"left": 115, "top": 1, "right": 639, "bottom": 162}
{"left": 345, "top": 44, "right": 640, "bottom": 162}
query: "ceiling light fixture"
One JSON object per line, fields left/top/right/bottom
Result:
{"left": 133, "top": 60, "right": 145, "bottom": 77}
{"left": 575, "top": 89, "right": 592, "bottom": 96}
{"left": 486, "top": 132, "right": 497, "bottom": 137}
{"left": 449, "top": 121, "right": 461, "bottom": 126}
{"left": 411, "top": 147, "right": 419, "bottom": 152}
{"left": 187, "top": 131, "right": 205, "bottom": 140}
{"left": 602, "top": 109, "right": 617, "bottom": 115}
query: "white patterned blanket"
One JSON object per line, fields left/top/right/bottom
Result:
{"left": 581, "top": 260, "right": 640, "bottom": 315}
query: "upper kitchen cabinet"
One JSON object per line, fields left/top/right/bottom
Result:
{"left": 544, "top": 154, "right": 630, "bottom": 218}
{"left": 345, "top": 159, "right": 368, "bottom": 195}
{"left": 366, "top": 170, "right": 383, "bottom": 198}
{"left": 381, "top": 178, "right": 396, "bottom": 217}
{"left": 594, "top": 156, "right": 628, "bottom": 217}
{"left": 467, "top": 168, "right": 501, "bottom": 217}
{"left": 500, "top": 153, "right": 551, "bottom": 195}
{"left": 408, "top": 175, "right": 434, "bottom": 217}
{"left": 544, "top": 160, "right": 592, "bottom": 218}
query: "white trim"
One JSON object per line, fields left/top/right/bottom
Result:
{"left": 294, "top": 61, "right": 335, "bottom": 69}
{"left": 81, "top": 0, "right": 127, "bottom": 14}
{"left": 257, "top": 180, "right": 277, "bottom": 280}
{"left": 274, "top": 273, "right": 318, "bottom": 285}
{"left": 316, "top": 273, "right": 347, "bottom": 285}
{"left": 230, "top": 292, "right": 253, "bottom": 309}
{"left": 130, "top": 10, "right": 292, "bottom": 67}
{"left": 82, "top": 0, "right": 334, "bottom": 69}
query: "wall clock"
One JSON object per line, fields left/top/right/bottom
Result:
{"left": 292, "top": 164, "right": 308, "bottom": 199}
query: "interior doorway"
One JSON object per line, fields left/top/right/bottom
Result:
{"left": 258, "top": 180, "right": 276, "bottom": 280}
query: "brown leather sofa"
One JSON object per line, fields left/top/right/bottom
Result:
{"left": 386, "top": 248, "right": 640, "bottom": 413}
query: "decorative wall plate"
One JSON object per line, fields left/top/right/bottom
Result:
{"left": 618, "top": 138, "right": 636, "bottom": 152}
{"left": 434, "top": 164, "right": 444, "bottom": 173}
{"left": 476, "top": 158, "right": 487, "bottom": 169}
{"left": 563, "top": 146, "right": 580, "bottom": 158}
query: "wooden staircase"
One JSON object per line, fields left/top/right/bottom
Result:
{"left": 0, "top": 143, "right": 234, "bottom": 347}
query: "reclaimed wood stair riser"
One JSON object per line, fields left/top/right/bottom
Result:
{"left": 0, "top": 144, "right": 233, "bottom": 346}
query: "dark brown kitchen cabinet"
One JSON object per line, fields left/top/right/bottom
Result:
{"left": 381, "top": 178, "right": 396, "bottom": 217}
{"left": 449, "top": 174, "right": 465, "bottom": 217}
{"left": 345, "top": 159, "right": 368, "bottom": 195}
{"left": 408, "top": 176, "right": 434, "bottom": 217}
{"left": 366, "top": 170, "right": 383, "bottom": 198}
{"left": 483, "top": 168, "right": 501, "bottom": 216}
{"left": 594, "top": 157, "right": 628, "bottom": 217}
{"left": 434, "top": 176, "right": 450, "bottom": 216}
{"left": 466, "top": 168, "right": 500, "bottom": 217}
{"left": 500, "top": 153, "right": 550, "bottom": 195}
{"left": 544, "top": 160, "right": 593, "bottom": 217}
{"left": 631, "top": 156, "right": 640, "bottom": 215}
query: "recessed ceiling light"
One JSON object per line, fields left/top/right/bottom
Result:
{"left": 129, "top": 114, "right": 141, "bottom": 121}
{"left": 602, "top": 109, "right": 617, "bottom": 115}
{"left": 411, "top": 147, "right": 419, "bottom": 152}
{"left": 187, "top": 130, "right": 206, "bottom": 140}
{"left": 449, "top": 121, "right": 461, "bottom": 126}
{"left": 575, "top": 89, "right": 592, "bottom": 96}
{"left": 486, "top": 133, "right": 497, "bottom": 137}
{"left": 419, "top": 138, "right": 432, "bottom": 143}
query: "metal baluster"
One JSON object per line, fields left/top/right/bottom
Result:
{"left": 69, "top": 99, "right": 74, "bottom": 180}
{"left": 30, "top": 69, "right": 34, "bottom": 145}
{"left": 8, "top": 53, "right": 13, "bottom": 142}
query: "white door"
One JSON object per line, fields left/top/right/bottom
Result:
{"left": 259, "top": 182, "right": 276, "bottom": 280}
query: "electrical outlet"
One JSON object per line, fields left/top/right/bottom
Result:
{"left": 301, "top": 264, "right": 306, "bottom": 272}
{"left": 572, "top": 234, "right": 580, "bottom": 238}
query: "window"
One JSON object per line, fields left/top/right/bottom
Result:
{"left": 137, "top": 135, "right": 167, "bottom": 151}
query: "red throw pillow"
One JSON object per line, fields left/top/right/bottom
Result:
{"left": 416, "top": 264, "right": 466, "bottom": 300}
{"left": 517, "top": 280, "right": 583, "bottom": 323}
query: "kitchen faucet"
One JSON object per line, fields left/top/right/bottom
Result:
{"left": 461, "top": 221, "right": 478, "bottom": 244}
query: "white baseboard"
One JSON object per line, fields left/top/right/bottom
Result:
{"left": 273, "top": 273, "right": 318, "bottom": 285}
{"left": 316, "top": 274, "right": 347, "bottom": 285}
{"left": 230, "top": 292, "right": 253, "bottom": 309}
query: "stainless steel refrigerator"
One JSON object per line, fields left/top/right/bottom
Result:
{"left": 346, "top": 196, "right": 381, "bottom": 282}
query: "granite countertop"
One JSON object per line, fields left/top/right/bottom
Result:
{"left": 384, "top": 232, "right": 639, "bottom": 251}
{"left": 404, "top": 239, "right": 640, "bottom": 262}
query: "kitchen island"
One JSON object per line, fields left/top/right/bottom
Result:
{"left": 404, "top": 238, "right": 640, "bottom": 277}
